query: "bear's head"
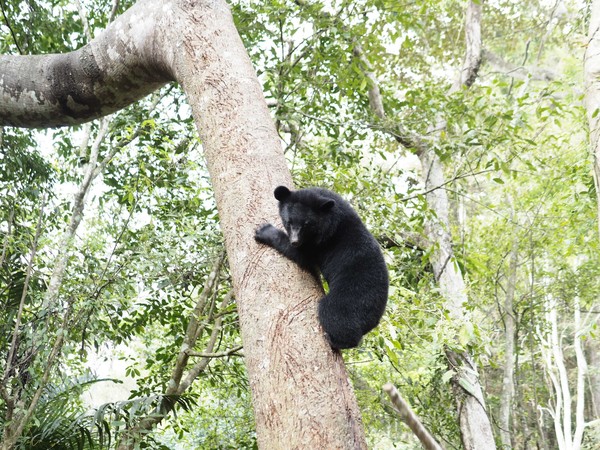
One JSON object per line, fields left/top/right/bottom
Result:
{"left": 274, "top": 186, "right": 337, "bottom": 247}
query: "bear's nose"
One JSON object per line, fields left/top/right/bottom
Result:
{"left": 289, "top": 228, "right": 300, "bottom": 246}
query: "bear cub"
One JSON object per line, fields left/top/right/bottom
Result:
{"left": 255, "top": 186, "right": 388, "bottom": 350}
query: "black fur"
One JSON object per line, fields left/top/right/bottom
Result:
{"left": 255, "top": 186, "right": 388, "bottom": 349}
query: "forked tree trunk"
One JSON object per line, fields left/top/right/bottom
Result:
{"left": 0, "top": 1, "right": 367, "bottom": 448}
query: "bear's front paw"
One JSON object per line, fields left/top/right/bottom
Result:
{"left": 255, "top": 223, "right": 279, "bottom": 245}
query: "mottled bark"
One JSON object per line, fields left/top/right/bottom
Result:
{"left": 0, "top": 9, "right": 170, "bottom": 127}
{"left": 0, "top": 1, "right": 367, "bottom": 448}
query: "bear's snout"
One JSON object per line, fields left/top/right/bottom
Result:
{"left": 289, "top": 228, "right": 301, "bottom": 247}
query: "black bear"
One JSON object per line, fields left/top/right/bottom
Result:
{"left": 255, "top": 186, "right": 388, "bottom": 349}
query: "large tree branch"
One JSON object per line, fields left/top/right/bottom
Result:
{"left": 0, "top": 0, "right": 172, "bottom": 127}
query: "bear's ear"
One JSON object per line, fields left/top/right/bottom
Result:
{"left": 274, "top": 186, "right": 292, "bottom": 202}
{"left": 320, "top": 199, "right": 335, "bottom": 211}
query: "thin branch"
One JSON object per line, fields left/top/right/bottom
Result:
{"left": 115, "top": 289, "right": 236, "bottom": 450}
{"left": 482, "top": 49, "right": 556, "bottom": 82}
{"left": 179, "top": 290, "right": 235, "bottom": 394}
{"left": 0, "top": 0, "right": 23, "bottom": 54}
{"left": 0, "top": 206, "right": 14, "bottom": 269}
{"left": 383, "top": 383, "right": 444, "bottom": 450}
{"left": 397, "top": 168, "right": 495, "bottom": 202}
{"left": 168, "top": 252, "right": 225, "bottom": 394}
{"left": 109, "top": 0, "right": 120, "bottom": 23}
{"left": 75, "top": 0, "right": 93, "bottom": 41}
{"left": 3, "top": 193, "right": 46, "bottom": 384}
{"left": 9, "top": 300, "right": 74, "bottom": 445}
{"left": 186, "top": 344, "right": 243, "bottom": 358}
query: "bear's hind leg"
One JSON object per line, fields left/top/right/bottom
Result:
{"left": 317, "top": 294, "right": 363, "bottom": 350}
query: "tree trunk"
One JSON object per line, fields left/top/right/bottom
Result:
{"left": 539, "top": 295, "right": 587, "bottom": 450}
{"left": 585, "top": 0, "right": 600, "bottom": 239}
{"left": 587, "top": 340, "right": 600, "bottom": 418}
{"left": 0, "top": 1, "right": 367, "bottom": 449}
{"left": 583, "top": 0, "right": 600, "bottom": 424}
{"left": 499, "top": 237, "right": 518, "bottom": 449}
{"left": 419, "top": 145, "right": 496, "bottom": 450}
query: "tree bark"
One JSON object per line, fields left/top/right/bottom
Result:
{"left": 587, "top": 340, "right": 600, "bottom": 419}
{"left": 0, "top": 1, "right": 367, "bottom": 449}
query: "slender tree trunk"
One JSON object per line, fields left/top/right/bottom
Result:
{"left": 583, "top": 0, "right": 600, "bottom": 422}
{"left": 1, "top": 118, "right": 123, "bottom": 449}
{"left": 499, "top": 237, "right": 518, "bottom": 449}
{"left": 586, "top": 0, "right": 600, "bottom": 239}
{"left": 539, "top": 295, "right": 588, "bottom": 450}
{"left": 587, "top": 340, "right": 600, "bottom": 418}
{"left": 0, "top": 1, "right": 367, "bottom": 448}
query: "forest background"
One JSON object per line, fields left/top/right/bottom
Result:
{"left": 1, "top": 0, "right": 599, "bottom": 449}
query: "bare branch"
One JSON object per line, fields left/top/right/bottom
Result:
{"left": 109, "top": 0, "right": 120, "bottom": 23}
{"left": 186, "top": 345, "right": 243, "bottom": 358}
{"left": 0, "top": 0, "right": 23, "bottom": 54}
{"left": 168, "top": 252, "right": 225, "bottom": 395}
{"left": 179, "top": 290, "right": 235, "bottom": 394}
{"left": 383, "top": 383, "right": 444, "bottom": 450}
{"left": 75, "top": 0, "right": 93, "bottom": 41}
{"left": 482, "top": 49, "right": 556, "bottom": 81}
{"left": 0, "top": 206, "right": 14, "bottom": 269}
{"left": 4, "top": 194, "right": 46, "bottom": 385}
